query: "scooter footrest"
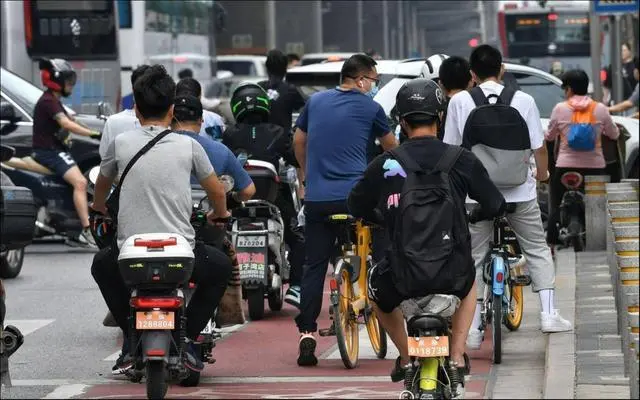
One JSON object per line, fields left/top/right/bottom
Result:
{"left": 318, "top": 326, "right": 336, "bottom": 337}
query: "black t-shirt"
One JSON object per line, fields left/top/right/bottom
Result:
{"left": 32, "top": 90, "right": 68, "bottom": 150}
{"left": 604, "top": 62, "right": 638, "bottom": 100}
{"left": 348, "top": 136, "right": 505, "bottom": 244}
{"left": 258, "top": 79, "right": 306, "bottom": 131}
{"left": 222, "top": 122, "right": 298, "bottom": 169}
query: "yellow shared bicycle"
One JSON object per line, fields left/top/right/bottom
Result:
{"left": 318, "top": 214, "right": 387, "bottom": 369}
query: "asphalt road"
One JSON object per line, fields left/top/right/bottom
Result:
{"left": 1, "top": 242, "right": 547, "bottom": 399}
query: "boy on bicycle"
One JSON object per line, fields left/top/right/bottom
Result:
{"left": 348, "top": 78, "right": 505, "bottom": 390}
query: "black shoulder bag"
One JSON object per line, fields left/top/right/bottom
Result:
{"left": 105, "top": 129, "right": 172, "bottom": 226}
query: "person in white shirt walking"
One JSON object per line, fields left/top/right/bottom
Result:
{"left": 443, "top": 45, "right": 572, "bottom": 350}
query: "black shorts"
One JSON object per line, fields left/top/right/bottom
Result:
{"left": 368, "top": 257, "right": 475, "bottom": 314}
{"left": 32, "top": 149, "right": 76, "bottom": 177}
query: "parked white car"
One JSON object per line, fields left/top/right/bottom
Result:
{"left": 216, "top": 55, "right": 267, "bottom": 77}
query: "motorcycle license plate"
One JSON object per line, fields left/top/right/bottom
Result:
{"left": 236, "top": 235, "right": 266, "bottom": 248}
{"left": 136, "top": 311, "right": 175, "bottom": 330}
{"left": 407, "top": 336, "right": 449, "bottom": 358}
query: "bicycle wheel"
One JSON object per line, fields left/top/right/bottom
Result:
{"left": 504, "top": 280, "right": 524, "bottom": 331}
{"left": 334, "top": 268, "right": 359, "bottom": 369}
{"left": 492, "top": 292, "right": 502, "bottom": 364}
{"left": 365, "top": 307, "right": 387, "bottom": 359}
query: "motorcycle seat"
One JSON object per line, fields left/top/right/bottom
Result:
{"left": 406, "top": 314, "right": 447, "bottom": 332}
{"left": 4, "top": 157, "right": 53, "bottom": 175}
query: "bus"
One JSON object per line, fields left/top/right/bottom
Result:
{"left": 498, "top": 0, "right": 609, "bottom": 81}
{"left": 116, "top": 0, "right": 216, "bottom": 109}
{"left": 1, "top": 0, "right": 121, "bottom": 114}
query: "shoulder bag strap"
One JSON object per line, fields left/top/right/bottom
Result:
{"left": 433, "top": 146, "right": 463, "bottom": 174}
{"left": 470, "top": 86, "right": 489, "bottom": 107}
{"left": 115, "top": 129, "right": 172, "bottom": 192}
{"left": 499, "top": 86, "right": 517, "bottom": 105}
{"left": 388, "top": 145, "right": 422, "bottom": 173}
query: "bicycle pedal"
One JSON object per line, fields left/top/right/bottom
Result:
{"left": 319, "top": 326, "right": 336, "bottom": 337}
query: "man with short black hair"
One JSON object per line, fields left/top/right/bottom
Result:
{"left": 91, "top": 64, "right": 233, "bottom": 377}
{"left": 444, "top": 45, "right": 572, "bottom": 351}
{"left": 100, "top": 65, "right": 150, "bottom": 160}
{"left": 292, "top": 53, "right": 398, "bottom": 366}
{"left": 437, "top": 56, "right": 473, "bottom": 140}
{"left": 176, "top": 77, "right": 226, "bottom": 141}
{"left": 178, "top": 68, "right": 194, "bottom": 80}
{"left": 260, "top": 49, "right": 306, "bottom": 131}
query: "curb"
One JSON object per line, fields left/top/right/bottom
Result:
{"left": 543, "top": 248, "right": 577, "bottom": 399}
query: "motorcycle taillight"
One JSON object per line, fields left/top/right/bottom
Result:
{"left": 560, "top": 171, "right": 583, "bottom": 190}
{"left": 130, "top": 297, "right": 183, "bottom": 309}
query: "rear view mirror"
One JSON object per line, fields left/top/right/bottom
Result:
{"left": 0, "top": 145, "right": 16, "bottom": 162}
{"left": 0, "top": 101, "right": 21, "bottom": 123}
{"left": 96, "top": 101, "right": 113, "bottom": 120}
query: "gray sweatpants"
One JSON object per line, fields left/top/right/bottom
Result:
{"left": 470, "top": 198, "right": 555, "bottom": 295}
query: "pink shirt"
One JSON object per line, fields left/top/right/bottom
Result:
{"left": 545, "top": 96, "right": 619, "bottom": 169}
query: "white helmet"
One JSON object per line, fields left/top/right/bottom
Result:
{"left": 420, "top": 54, "right": 450, "bottom": 81}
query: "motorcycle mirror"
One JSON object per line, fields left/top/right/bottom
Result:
{"left": 0, "top": 101, "right": 22, "bottom": 125}
{"left": 96, "top": 101, "right": 113, "bottom": 120}
{"left": 237, "top": 152, "right": 248, "bottom": 167}
{"left": 0, "top": 145, "right": 16, "bottom": 162}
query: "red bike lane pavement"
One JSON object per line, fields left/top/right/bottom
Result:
{"left": 79, "top": 280, "right": 495, "bottom": 399}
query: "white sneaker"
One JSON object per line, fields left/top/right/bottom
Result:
{"left": 466, "top": 329, "right": 483, "bottom": 350}
{"left": 540, "top": 309, "right": 573, "bottom": 333}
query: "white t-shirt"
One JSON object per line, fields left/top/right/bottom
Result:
{"left": 99, "top": 109, "right": 139, "bottom": 159}
{"left": 443, "top": 80, "right": 544, "bottom": 203}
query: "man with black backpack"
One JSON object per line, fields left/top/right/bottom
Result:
{"left": 443, "top": 45, "right": 572, "bottom": 351}
{"left": 348, "top": 78, "right": 506, "bottom": 388}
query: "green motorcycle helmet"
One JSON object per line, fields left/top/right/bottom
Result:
{"left": 230, "top": 82, "right": 270, "bottom": 123}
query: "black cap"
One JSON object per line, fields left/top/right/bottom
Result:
{"left": 174, "top": 95, "right": 203, "bottom": 121}
{"left": 396, "top": 78, "right": 446, "bottom": 119}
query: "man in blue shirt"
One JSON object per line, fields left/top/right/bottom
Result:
{"left": 172, "top": 95, "right": 255, "bottom": 201}
{"left": 292, "top": 53, "right": 398, "bottom": 366}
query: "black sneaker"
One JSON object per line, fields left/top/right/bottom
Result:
{"left": 183, "top": 342, "right": 204, "bottom": 372}
{"left": 112, "top": 353, "right": 133, "bottom": 375}
{"left": 390, "top": 356, "right": 412, "bottom": 382}
{"left": 297, "top": 333, "right": 318, "bottom": 366}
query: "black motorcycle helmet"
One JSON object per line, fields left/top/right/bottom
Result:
{"left": 230, "top": 82, "right": 270, "bottom": 123}
{"left": 395, "top": 78, "right": 446, "bottom": 120}
{"left": 39, "top": 58, "right": 77, "bottom": 97}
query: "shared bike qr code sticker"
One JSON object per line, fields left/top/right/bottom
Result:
{"left": 407, "top": 336, "right": 449, "bottom": 357}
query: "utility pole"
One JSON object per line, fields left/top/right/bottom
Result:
{"left": 313, "top": 0, "right": 323, "bottom": 53}
{"left": 382, "top": 0, "right": 389, "bottom": 58}
{"left": 589, "top": 1, "right": 603, "bottom": 102}
{"left": 478, "top": 0, "right": 487, "bottom": 44}
{"left": 357, "top": 0, "right": 364, "bottom": 52}
{"left": 266, "top": 0, "right": 276, "bottom": 50}
{"left": 611, "top": 15, "right": 624, "bottom": 104}
{"left": 397, "top": 1, "right": 404, "bottom": 58}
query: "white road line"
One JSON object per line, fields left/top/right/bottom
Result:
{"left": 4, "top": 319, "right": 55, "bottom": 336}
{"left": 102, "top": 323, "right": 248, "bottom": 361}
{"left": 42, "top": 384, "right": 91, "bottom": 399}
{"left": 325, "top": 327, "right": 399, "bottom": 360}
{"left": 11, "top": 374, "right": 482, "bottom": 387}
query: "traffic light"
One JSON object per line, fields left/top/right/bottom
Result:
{"left": 468, "top": 37, "right": 479, "bottom": 48}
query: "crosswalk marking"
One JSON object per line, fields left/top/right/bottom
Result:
{"left": 4, "top": 319, "right": 55, "bottom": 336}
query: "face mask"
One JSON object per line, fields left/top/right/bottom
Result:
{"left": 367, "top": 82, "right": 379, "bottom": 99}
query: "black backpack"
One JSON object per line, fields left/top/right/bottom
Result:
{"left": 462, "top": 86, "right": 532, "bottom": 189}
{"left": 388, "top": 145, "right": 469, "bottom": 298}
